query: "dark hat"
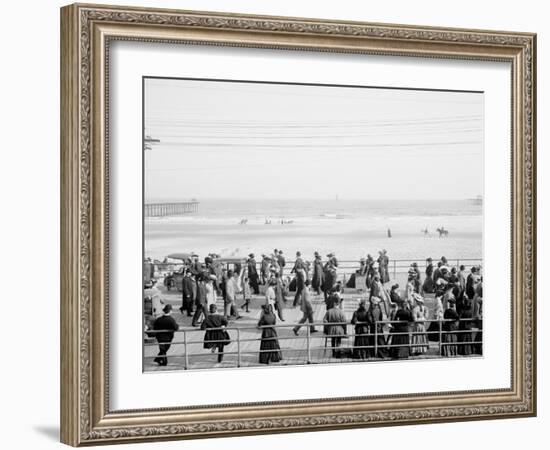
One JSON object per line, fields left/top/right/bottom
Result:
{"left": 426, "top": 257, "right": 433, "bottom": 262}
{"left": 327, "top": 253, "right": 334, "bottom": 257}
{"left": 248, "top": 253, "right": 255, "bottom": 258}
{"left": 162, "top": 304, "right": 172, "bottom": 313}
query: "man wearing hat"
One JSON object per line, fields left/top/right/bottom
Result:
{"left": 311, "top": 252, "right": 324, "bottom": 295}
{"left": 192, "top": 273, "right": 209, "bottom": 327}
{"left": 366, "top": 296, "right": 389, "bottom": 358}
{"left": 291, "top": 252, "right": 307, "bottom": 307}
{"left": 247, "top": 253, "right": 260, "bottom": 294}
{"left": 261, "top": 254, "right": 270, "bottom": 285}
{"left": 377, "top": 250, "right": 390, "bottom": 284}
{"left": 180, "top": 269, "right": 195, "bottom": 317}
{"left": 465, "top": 266, "right": 479, "bottom": 299}
{"left": 152, "top": 304, "right": 179, "bottom": 366}
{"left": 422, "top": 258, "right": 435, "bottom": 293}
{"left": 276, "top": 250, "right": 286, "bottom": 277}
{"left": 322, "top": 254, "right": 338, "bottom": 302}
{"left": 189, "top": 253, "right": 201, "bottom": 277}
{"left": 365, "top": 254, "right": 376, "bottom": 288}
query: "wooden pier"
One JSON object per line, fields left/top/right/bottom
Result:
{"left": 144, "top": 201, "right": 199, "bottom": 217}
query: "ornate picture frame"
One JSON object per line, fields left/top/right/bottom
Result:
{"left": 60, "top": 3, "right": 536, "bottom": 446}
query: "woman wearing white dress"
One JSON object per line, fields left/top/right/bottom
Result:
{"left": 265, "top": 279, "right": 277, "bottom": 312}
{"left": 205, "top": 275, "right": 217, "bottom": 310}
{"left": 411, "top": 293, "right": 429, "bottom": 354}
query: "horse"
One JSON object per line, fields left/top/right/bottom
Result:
{"left": 436, "top": 227, "right": 449, "bottom": 237}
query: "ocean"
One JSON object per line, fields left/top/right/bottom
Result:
{"left": 144, "top": 199, "right": 482, "bottom": 265}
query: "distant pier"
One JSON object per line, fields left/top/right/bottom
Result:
{"left": 145, "top": 201, "right": 199, "bottom": 217}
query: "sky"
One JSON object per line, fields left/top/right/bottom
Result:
{"left": 144, "top": 78, "right": 483, "bottom": 201}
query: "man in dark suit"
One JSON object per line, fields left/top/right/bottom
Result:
{"left": 152, "top": 304, "right": 179, "bottom": 366}
{"left": 192, "top": 274, "right": 209, "bottom": 327}
{"left": 247, "top": 253, "right": 260, "bottom": 294}
{"left": 277, "top": 250, "right": 286, "bottom": 277}
{"left": 180, "top": 270, "right": 195, "bottom": 317}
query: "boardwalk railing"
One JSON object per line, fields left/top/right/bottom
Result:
{"left": 148, "top": 258, "right": 483, "bottom": 281}
{"left": 144, "top": 318, "right": 483, "bottom": 370}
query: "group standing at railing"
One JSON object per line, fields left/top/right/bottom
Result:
{"left": 146, "top": 250, "right": 483, "bottom": 367}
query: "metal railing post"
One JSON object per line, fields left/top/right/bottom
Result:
{"left": 306, "top": 326, "right": 311, "bottom": 364}
{"left": 374, "top": 321, "right": 378, "bottom": 357}
{"left": 236, "top": 328, "right": 241, "bottom": 367}
{"left": 438, "top": 320, "right": 443, "bottom": 356}
{"left": 393, "top": 260, "right": 396, "bottom": 279}
{"left": 183, "top": 330, "right": 189, "bottom": 370}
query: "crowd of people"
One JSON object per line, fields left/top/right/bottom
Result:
{"left": 146, "top": 250, "right": 483, "bottom": 367}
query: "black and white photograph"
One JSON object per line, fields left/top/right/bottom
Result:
{"left": 142, "top": 77, "right": 484, "bottom": 371}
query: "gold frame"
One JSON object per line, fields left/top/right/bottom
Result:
{"left": 60, "top": 3, "right": 537, "bottom": 446}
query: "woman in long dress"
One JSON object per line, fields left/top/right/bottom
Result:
{"left": 458, "top": 298, "right": 474, "bottom": 355}
{"left": 205, "top": 275, "right": 217, "bottom": 311}
{"left": 257, "top": 304, "right": 282, "bottom": 364}
{"left": 390, "top": 301, "right": 412, "bottom": 359}
{"left": 265, "top": 279, "right": 276, "bottom": 312}
{"left": 201, "top": 304, "right": 230, "bottom": 363}
{"left": 405, "top": 273, "right": 416, "bottom": 308}
{"left": 427, "top": 294, "right": 444, "bottom": 342}
{"left": 351, "top": 300, "right": 371, "bottom": 359}
{"left": 442, "top": 299, "right": 459, "bottom": 357}
{"left": 411, "top": 294, "right": 429, "bottom": 355}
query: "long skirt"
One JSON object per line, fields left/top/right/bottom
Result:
{"left": 352, "top": 326, "right": 371, "bottom": 359}
{"left": 346, "top": 274, "right": 356, "bottom": 288}
{"left": 380, "top": 266, "right": 390, "bottom": 284}
{"left": 458, "top": 329, "right": 474, "bottom": 355}
{"left": 411, "top": 323, "right": 429, "bottom": 354}
{"left": 203, "top": 329, "right": 228, "bottom": 349}
{"left": 390, "top": 330, "right": 410, "bottom": 359}
{"left": 422, "top": 276, "right": 435, "bottom": 293}
{"left": 259, "top": 328, "right": 282, "bottom": 364}
{"left": 426, "top": 320, "right": 441, "bottom": 342}
{"left": 473, "top": 329, "right": 483, "bottom": 355}
{"left": 312, "top": 271, "right": 324, "bottom": 293}
{"left": 442, "top": 332, "right": 458, "bottom": 356}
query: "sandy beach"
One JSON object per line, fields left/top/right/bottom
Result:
{"left": 144, "top": 198, "right": 482, "bottom": 263}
